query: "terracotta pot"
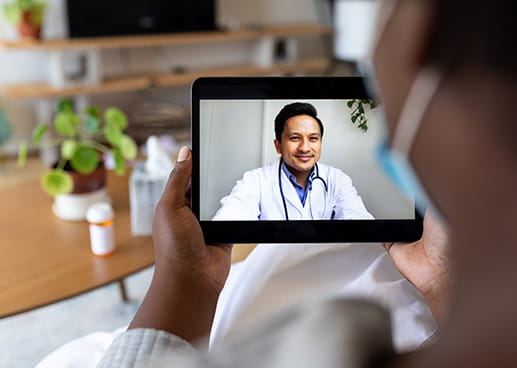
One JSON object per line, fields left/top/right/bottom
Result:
{"left": 69, "top": 165, "right": 106, "bottom": 194}
{"left": 16, "top": 11, "right": 42, "bottom": 40}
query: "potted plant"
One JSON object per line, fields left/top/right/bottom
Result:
{"left": 2, "top": 0, "right": 46, "bottom": 40}
{"left": 346, "top": 99, "right": 378, "bottom": 132}
{"left": 18, "top": 98, "right": 138, "bottom": 220}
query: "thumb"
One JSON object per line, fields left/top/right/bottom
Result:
{"left": 160, "top": 146, "right": 192, "bottom": 206}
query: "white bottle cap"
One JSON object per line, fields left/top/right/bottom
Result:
{"left": 86, "top": 202, "right": 114, "bottom": 224}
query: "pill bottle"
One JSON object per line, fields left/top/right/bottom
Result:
{"left": 86, "top": 202, "right": 115, "bottom": 256}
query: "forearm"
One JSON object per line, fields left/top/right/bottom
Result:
{"left": 129, "top": 265, "right": 220, "bottom": 345}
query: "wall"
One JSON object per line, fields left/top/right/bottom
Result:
{"left": 0, "top": 0, "right": 329, "bottom": 153}
{"left": 200, "top": 99, "right": 414, "bottom": 220}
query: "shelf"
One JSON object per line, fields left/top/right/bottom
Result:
{"left": 0, "top": 23, "right": 333, "bottom": 100}
{"left": 1, "top": 77, "right": 151, "bottom": 99}
{"left": 0, "top": 24, "right": 332, "bottom": 51}
{"left": 154, "top": 59, "right": 331, "bottom": 88}
{"left": 1, "top": 58, "right": 331, "bottom": 99}
{"left": 261, "top": 24, "right": 332, "bottom": 38}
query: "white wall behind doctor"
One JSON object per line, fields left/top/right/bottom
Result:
{"left": 200, "top": 99, "right": 414, "bottom": 220}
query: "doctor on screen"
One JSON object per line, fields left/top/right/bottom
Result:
{"left": 213, "top": 102, "right": 373, "bottom": 221}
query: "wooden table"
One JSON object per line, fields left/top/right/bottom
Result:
{"left": 0, "top": 170, "right": 155, "bottom": 318}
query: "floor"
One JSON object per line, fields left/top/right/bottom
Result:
{"left": 0, "top": 267, "right": 154, "bottom": 367}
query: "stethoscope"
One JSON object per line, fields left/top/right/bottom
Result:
{"left": 278, "top": 159, "right": 330, "bottom": 220}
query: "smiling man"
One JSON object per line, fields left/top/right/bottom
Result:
{"left": 213, "top": 102, "right": 373, "bottom": 221}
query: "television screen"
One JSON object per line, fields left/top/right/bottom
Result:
{"left": 66, "top": 0, "right": 217, "bottom": 38}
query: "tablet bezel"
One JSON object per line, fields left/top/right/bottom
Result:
{"left": 191, "top": 77, "right": 423, "bottom": 244}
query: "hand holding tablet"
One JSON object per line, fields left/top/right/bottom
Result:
{"left": 191, "top": 77, "right": 423, "bottom": 244}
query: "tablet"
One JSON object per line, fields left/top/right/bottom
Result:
{"left": 191, "top": 77, "right": 423, "bottom": 244}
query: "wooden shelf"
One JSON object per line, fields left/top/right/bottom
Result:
{"left": 0, "top": 24, "right": 332, "bottom": 51}
{"left": 0, "top": 24, "right": 332, "bottom": 99}
{"left": 154, "top": 58, "right": 331, "bottom": 87}
{"left": 1, "top": 77, "right": 151, "bottom": 99}
{"left": 261, "top": 24, "right": 332, "bottom": 38}
{"left": 1, "top": 58, "right": 331, "bottom": 99}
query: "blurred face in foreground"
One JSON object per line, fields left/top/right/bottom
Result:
{"left": 372, "top": 0, "right": 517, "bottom": 366}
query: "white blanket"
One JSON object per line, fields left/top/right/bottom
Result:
{"left": 37, "top": 243, "right": 437, "bottom": 367}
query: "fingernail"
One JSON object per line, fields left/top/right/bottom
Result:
{"left": 177, "top": 146, "right": 190, "bottom": 162}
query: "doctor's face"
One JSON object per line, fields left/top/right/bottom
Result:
{"left": 274, "top": 115, "right": 322, "bottom": 175}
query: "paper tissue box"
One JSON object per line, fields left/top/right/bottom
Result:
{"left": 129, "top": 136, "right": 174, "bottom": 236}
{"left": 129, "top": 163, "right": 168, "bottom": 236}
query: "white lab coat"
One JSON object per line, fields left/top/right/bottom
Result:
{"left": 213, "top": 160, "right": 373, "bottom": 220}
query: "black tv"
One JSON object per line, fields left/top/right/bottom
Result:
{"left": 66, "top": 0, "right": 217, "bottom": 38}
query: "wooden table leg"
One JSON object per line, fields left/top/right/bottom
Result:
{"left": 117, "top": 279, "right": 129, "bottom": 302}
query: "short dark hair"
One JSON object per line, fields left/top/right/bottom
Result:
{"left": 424, "top": 0, "right": 517, "bottom": 148}
{"left": 274, "top": 103, "right": 324, "bottom": 142}
{"left": 425, "top": 0, "right": 517, "bottom": 79}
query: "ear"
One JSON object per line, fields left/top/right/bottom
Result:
{"left": 274, "top": 139, "right": 281, "bottom": 154}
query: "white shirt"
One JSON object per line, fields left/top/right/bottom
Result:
{"left": 213, "top": 160, "right": 373, "bottom": 220}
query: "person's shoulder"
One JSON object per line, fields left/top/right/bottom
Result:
{"left": 240, "top": 162, "right": 277, "bottom": 182}
{"left": 244, "top": 162, "right": 277, "bottom": 176}
{"left": 318, "top": 163, "right": 354, "bottom": 188}
{"left": 318, "top": 162, "right": 349, "bottom": 177}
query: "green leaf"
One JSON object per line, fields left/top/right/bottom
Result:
{"left": 83, "top": 115, "right": 100, "bottom": 133}
{"left": 83, "top": 107, "right": 101, "bottom": 133}
{"left": 56, "top": 98, "right": 74, "bottom": 113}
{"left": 104, "top": 107, "right": 128, "bottom": 129}
{"left": 346, "top": 99, "right": 374, "bottom": 133}
{"left": 32, "top": 124, "right": 48, "bottom": 143}
{"left": 31, "top": 2, "right": 46, "bottom": 26}
{"left": 54, "top": 111, "right": 78, "bottom": 137}
{"left": 70, "top": 146, "right": 99, "bottom": 174}
{"left": 103, "top": 121, "right": 123, "bottom": 146}
{"left": 19, "top": 0, "right": 35, "bottom": 11}
{"left": 61, "top": 139, "right": 78, "bottom": 160}
{"left": 17, "top": 141, "right": 28, "bottom": 167}
{"left": 83, "top": 106, "right": 100, "bottom": 117}
{"left": 112, "top": 149, "right": 125, "bottom": 176}
{"left": 40, "top": 170, "right": 74, "bottom": 196}
{"left": 3, "top": 4, "right": 21, "bottom": 23}
{"left": 119, "top": 135, "right": 137, "bottom": 160}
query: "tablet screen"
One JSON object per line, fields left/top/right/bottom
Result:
{"left": 192, "top": 77, "right": 422, "bottom": 243}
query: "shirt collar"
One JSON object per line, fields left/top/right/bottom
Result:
{"left": 281, "top": 161, "right": 316, "bottom": 187}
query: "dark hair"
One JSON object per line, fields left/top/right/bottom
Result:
{"left": 425, "top": 0, "right": 517, "bottom": 78}
{"left": 274, "top": 103, "right": 324, "bottom": 142}
{"left": 424, "top": 0, "right": 517, "bottom": 149}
